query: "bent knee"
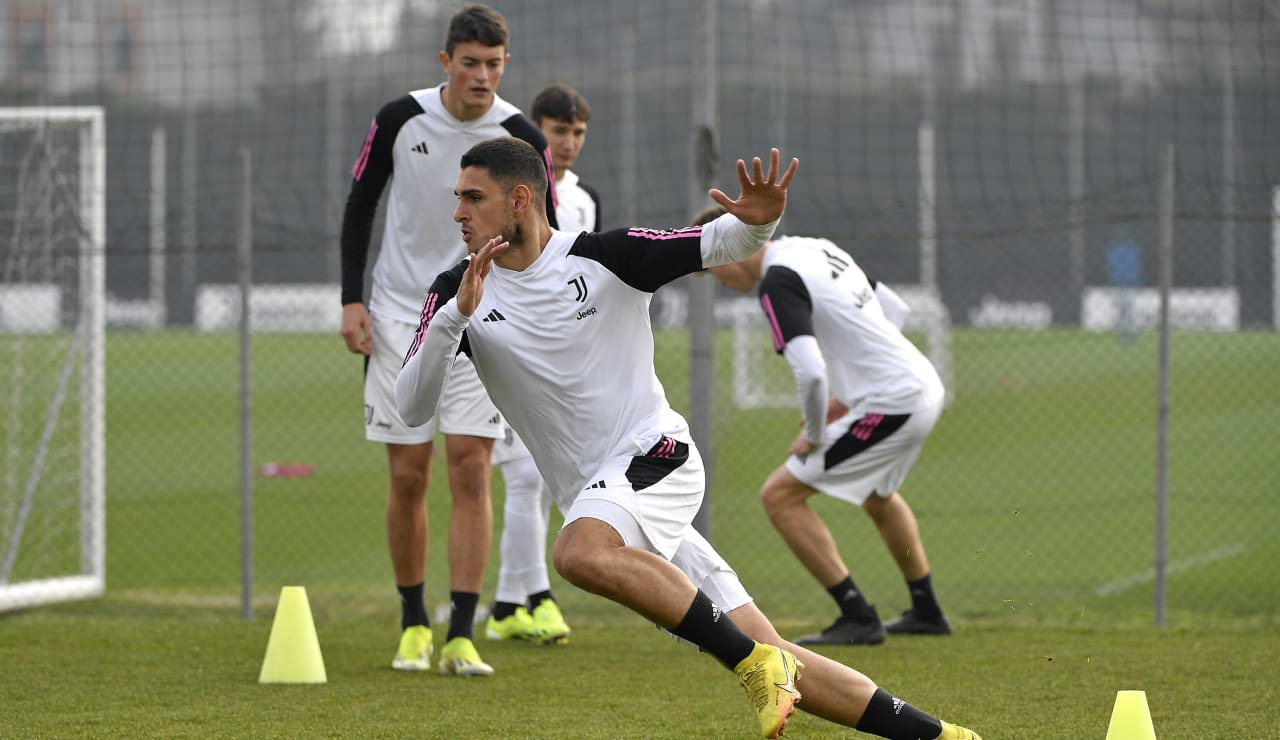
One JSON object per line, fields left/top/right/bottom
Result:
{"left": 760, "top": 469, "right": 808, "bottom": 517}
{"left": 552, "top": 535, "right": 616, "bottom": 595}
{"left": 552, "top": 544, "right": 601, "bottom": 590}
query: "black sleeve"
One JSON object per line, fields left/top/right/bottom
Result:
{"left": 500, "top": 113, "right": 559, "bottom": 230}
{"left": 758, "top": 266, "right": 814, "bottom": 352}
{"left": 414, "top": 257, "right": 474, "bottom": 358}
{"left": 580, "top": 181, "right": 603, "bottom": 231}
{"left": 568, "top": 226, "right": 705, "bottom": 293}
{"left": 340, "top": 95, "right": 424, "bottom": 305}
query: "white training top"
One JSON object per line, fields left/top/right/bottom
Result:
{"left": 758, "top": 236, "right": 943, "bottom": 438}
{"left": 396, "top": 214, "right": 775, "bottom": 503}
{"left": 554, "top": 169, "right": 601, "bottom": 234}
{"left": 340, "top": 84, "right": 555, "bottom": 324}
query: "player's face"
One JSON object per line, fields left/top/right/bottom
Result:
{"left": 538, "top": 117, "right": 588, "bottom": 177}
{"left": 453, "top": 166, "right": 518, "bottom": 250}
{"left": 439, "top": 41, "right": 508, "bottom": 118}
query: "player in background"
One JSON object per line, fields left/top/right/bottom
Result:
{"left": 396, "top": 138, "right": 980, "bottom": 740}
{"left": 532, "top": 83, "right": 600, "bottom": 232}
{"left": 483, "top": 83, "right": 600, "bottom": 646}
{"left": 338, "top": 4, "right": 557, "bottom": 677}
{"left": 691, "top": 205, "right": 952, "bottom": 646}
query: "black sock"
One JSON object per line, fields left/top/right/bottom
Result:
{"left": 397, "top": 582, "right": 429, "bottom": 630}
{"left": 907, "top": 574, "right": 943, "bottom": 619}
{"left": 828, "top": 575, "right": 876, "bottom": 620}
{"left": 491, "top": 601, "right": 521, "bottom": 620}
{"left": 447, "top": 591, "right": 479, "bottom": 641}
{"left": 529, "top": 590, "right": 554, "bottom": 610}
{"left": 855, "top": 687, "right": 944, "bottom": 740}
{"left": 669, "top": 590, "right": 756, "bottom": 669}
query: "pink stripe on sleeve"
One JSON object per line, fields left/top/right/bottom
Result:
{"left": 760, "top": 294, "right": 785, "bottom": 351}
{"left": 543, "top": 147, "right": 559, "bottom": 210}
{"left": 351, "top": 119, "right": 378, "bottom": 180}
{"left": 402, "top": 292, "right": 438, "bottom": 366}
{"left": 625, "top": 226, "right": 702, "bottom": 241}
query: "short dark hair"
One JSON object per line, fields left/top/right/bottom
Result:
{"left": 530, "top": 83, "right": 591, "bottom": 125}
{"left": 460, "top": 137, "right": 548, "bottom": 209}
{"left": 445, "top": 4, "right": 509, "bottom": 56}
{"left": 690, "top": 204, "right": 726, "bottom": 227}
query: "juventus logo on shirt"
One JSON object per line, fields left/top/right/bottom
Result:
{"left": 568, "top": 275, "right": 589, "bottom": 303}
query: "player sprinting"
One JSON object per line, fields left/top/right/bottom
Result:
{"left": 484, "top": 84, "right": 599, "bottom": 646}
{"left": 395, "top": 138, "right": 980, "bottom": 739}
{"left": 338, "top": 4, "right": 556, "bottom": 677}
{"left": 692, "top": 207, "right": 953, "bottom": 646}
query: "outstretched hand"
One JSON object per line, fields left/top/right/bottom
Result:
{"left": 457, "top": 236, "right": 509, "bottom": 317}
{"left": 709, "top": 148, "right": 799, "bottom": 226}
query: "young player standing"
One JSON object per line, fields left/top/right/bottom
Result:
{"left": 338, "top": 4, "right": 557, "bottom": 677}
{"left": 531, "top": 83, "right": 600, "bottom": 232}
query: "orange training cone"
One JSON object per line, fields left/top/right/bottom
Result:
{"left": 1105, "top": 690, "right": 1156, "bottom": 739}
{"left": 258, "top": 586, "right": 327, "bottom": 684}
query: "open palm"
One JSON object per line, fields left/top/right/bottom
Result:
{"left": 709, "top": 148, "right": 799, "bottom": 226}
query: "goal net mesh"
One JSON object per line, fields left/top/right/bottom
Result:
{"left": 0, "top": 109, "right": 105, "bottom": 611}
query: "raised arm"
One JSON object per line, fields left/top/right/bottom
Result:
{"left": 701, "top": 149, "right": 799, "bottom": 269}
{"left": 709, "top": 148, "right": 799, "bottom": 226}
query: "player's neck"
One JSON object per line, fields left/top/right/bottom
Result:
{"left": 493, "top": 221, "right": 553, "bottom": 272}
{"left": 439, "top": 84, "right": 492, "bottom": 123}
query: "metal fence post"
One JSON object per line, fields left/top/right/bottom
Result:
{"left": 238, "top": 147, "right": 254, "bottom": 620}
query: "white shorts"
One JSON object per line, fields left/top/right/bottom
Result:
{"left": 561, "top": 434, "right": 703, "bottom": 561}
{"left": 491, "top": 424, "right": 532, "bottom": 466}
{"left": 364, "top": 312, "right": 503, "bottom": 445}
{"left": 785, "top": 395, "right": 943, "bottom": 506}
{"left": 670, "top": 527, "right": 752, "bottom": 611}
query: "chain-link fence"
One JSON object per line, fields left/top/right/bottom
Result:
{"left": 2, "top": 0, "right": 1277, "bottom": 629}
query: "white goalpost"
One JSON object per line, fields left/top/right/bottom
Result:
{"left": 0, "top": 107, "right": 106, "bottom": 611}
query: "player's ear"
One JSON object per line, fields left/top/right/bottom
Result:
{"left": 438, "top": 50, "right": 450, "bottom": 69}
{"left": 511, "top": 183, "right": 532, "bottom": 213}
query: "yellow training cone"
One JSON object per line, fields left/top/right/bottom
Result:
{"left": 1105, "top": 690, "right": 1156, "bottom": 740}
{"left": 258, "top": 586, "right": 327, "bottom": 684}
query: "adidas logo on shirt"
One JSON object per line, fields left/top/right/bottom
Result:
{"left": 412, "top": 142, "right": 429, "bottom": 154}
{"left": 481, "top": 309, "right": 506, "bottom": 323}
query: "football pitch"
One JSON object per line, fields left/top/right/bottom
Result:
{"left": 94, "top": 326, "right": 1280, "bottom": 627}
{"left": 3, "top": 325, "right": 1278, "bottom": 737}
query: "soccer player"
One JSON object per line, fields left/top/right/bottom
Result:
{"left": 531, "top": 82, "right": 600, "bottom": 232}
{"left": 691, "top": 205, "right": 952, "bottom": 646}
{"left": 483, "top": 83, "right": 602, "bottom": 646}
{"left": 395, "top": 138, "right": 981, "bottom": 740}
{"left": 338, "top": 4, "right": 557, "bottom": 677}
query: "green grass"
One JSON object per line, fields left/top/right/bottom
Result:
{"left": 8, "top": 326, "right": 1276, "bottom": 626}
{"left": 3, "top": 600, "right": 1277, "bottom": 738}
{"left": 3, "top": 326, "right": 1278, "bottom": 736}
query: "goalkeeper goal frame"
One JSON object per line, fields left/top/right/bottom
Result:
{"left": 0, "top": 107, "right": 106, "bottom": 612}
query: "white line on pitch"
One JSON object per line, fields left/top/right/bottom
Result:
{"left": 1095, "top": 543, "right": 1248, "bottom": 597}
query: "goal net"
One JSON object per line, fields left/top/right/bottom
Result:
{"left": 0, "top": 107, "right": 105, "bottom": 611}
